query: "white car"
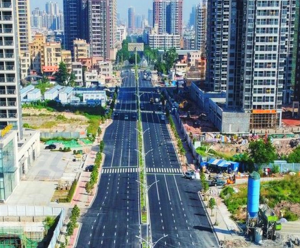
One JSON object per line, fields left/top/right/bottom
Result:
{"left": 124, "top": 115, "right": 129, "bottom": 120}
{"left": 161, "top": 115, "right": 165, "bottom": 121}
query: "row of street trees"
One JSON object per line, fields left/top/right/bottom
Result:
{"left": 116, "top": 40, "right": 178, "bottom": 74}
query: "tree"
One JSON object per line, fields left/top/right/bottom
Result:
{"left": 68, "top": 73, "right": 76, "bottom": 87}
{"left": 248, "top": 139, "right": 277, "bottom": 165}
{"left": 71, "top": 205, "right": 80, "bottom": 219}
{"left": 55, "top": 62, "right": 69, "bottom": 85}
{"left": 208, "top": 198, "right": 216, "bottom": 216}
{"left": 85, "top": 182, "right": 92, "bottom": 195}
{"left": 163, "top": 47, "right": 178, "bottom": 72}
{"left": 287, "top": 146, "right": 300, "bottom": 163}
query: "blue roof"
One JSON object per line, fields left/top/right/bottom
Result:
{"left": 45, "top": 85, "right": 63, "bottom": 94}
{"left": 20, "top": 85, "right": 34, "bottom": 94}
{"left": 207, "top": 158, "right": 215, "bottom": 164}
{"left": 28, "top": 88, "right": 41, "bottom": 94}
{"left": 60, "top": 87, "right": 73, "bottom": 94}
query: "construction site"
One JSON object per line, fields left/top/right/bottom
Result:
{"left": 0, "top": 206, "right": 64, "bottom": 248}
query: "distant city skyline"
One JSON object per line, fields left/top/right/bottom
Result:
{"left": 30, "top": 0, "right": 199, "bottom": 24}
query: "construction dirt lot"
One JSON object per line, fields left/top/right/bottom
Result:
{"left": 22, "top": 107, "right": 89, "bottom": 133}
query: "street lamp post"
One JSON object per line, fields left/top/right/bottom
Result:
{"left": 136, "top": 234, "right": 168, "bottom": 248}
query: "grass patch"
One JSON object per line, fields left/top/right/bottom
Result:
{"left": 220, "top": 175, "right": 300, "bottom": 221}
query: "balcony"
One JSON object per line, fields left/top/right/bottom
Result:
{"left": 0, "top": 101, "right": 5, "bottom": 106}
{"left": 1, "top": 16, "right": 12, "bottom": 21}
{"left": 7, "top": 101, "right": 15, "bottom": 106}
{"left": 0, "top": 113, "right": 6, "bottom": 118}
{"left": 1, "top": 2, "right": 12, "bottom": 8}
{"left": 8, "top": 113, "right": 16, "bottom": 118}
{"left": 7, "top": 89, "right": 15, "bottom": 94}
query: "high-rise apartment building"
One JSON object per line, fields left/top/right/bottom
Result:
{"left": 128, "top": 6, "right": 135, "bottom": 33}
{"left": 64, "top": 0, "right": 116, "bottom": 60}
{"left": 206, "top": 0, "right": 297, "bottom": 129}
{"left": 0, "top": 0, "right": 23, "bottom": 139}
{"left": 188, "top": 5, "right": 196, "bottom": 28}
{"left": 16, "top": 0, "right": 31, "bottom": 79}
{"left": 153, "top": 0, "right": 182, "bottom": 36}
{"left": 206, "top": 0, "right": 230, "bottom": 92}
{"left": 148, "top": 8, "right": 153, "bottom": 27}
{"left": 195, "top": 0, "right": 206, "bottom": 53}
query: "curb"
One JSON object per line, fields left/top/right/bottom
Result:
{"left": 198, "top": 192, "right": 221, "bottom": 247}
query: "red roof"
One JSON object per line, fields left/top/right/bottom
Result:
{"left": 42, "top": 66, "right": 59, "bottom": 72}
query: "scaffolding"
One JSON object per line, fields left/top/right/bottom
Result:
{"left": 0, "top": 226, "right": 43, "bottom": 248}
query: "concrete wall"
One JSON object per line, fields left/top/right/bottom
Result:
{"left": 190, "top": 83, "right": 226, "bottom": 113}
{"left": 222, "top": 111, "right": 250, "bottom": 133}
{"left": 18, "top": 130, "right": 41, "bottom": 176}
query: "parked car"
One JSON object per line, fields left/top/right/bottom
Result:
{"left": 124, "top": 115, "right": 129, "bottom": 120}
{"left": 184, "top": 171, "right": 195, "bottom": 180}
{"left": 160, "top": 115, "right": 165, "bottom": 121}
{"left": 140, "top": 104, "right": 144, "bottom": 110}
{"left": 45, "top": 144, "right": 56, "bottom": 150}
{"left": 208, "top": 178, "right": 226, "bottom": 187}
{"left": 85, "top": 165, "right": 94, "bottom": 172}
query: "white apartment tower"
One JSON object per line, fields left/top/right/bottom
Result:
{"left": 0, "top": 0, "right": 23, "bottom": 139}
{"left": 206, "top": 0, "right": 297, "bottom": 129}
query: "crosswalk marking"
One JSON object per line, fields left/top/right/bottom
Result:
{"left": 101, "top": 167, "right": 182, "bottom": 174}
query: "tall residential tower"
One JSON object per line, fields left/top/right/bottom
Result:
{"left": 206, "top": 0, "right": 297, "bottom": 129}
{"left": 153, "top": 0, "right": 183, "bottom": 36}
{"left": 0, "top": 0, "right": 23, "bottom": 138}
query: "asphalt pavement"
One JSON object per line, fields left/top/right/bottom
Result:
{"left": 139, "top": 80, "right": 219, "bottom": 247}
{"left": 76, "top": 73, "right": 140, "bottom": 248}
{"left": 76, "top": 72, "right": 218, "bottom": 248}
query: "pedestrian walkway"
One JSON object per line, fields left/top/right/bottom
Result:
{"left": 146, "top": 167, "right": 182, "bottom": 174}
{"left": 102, "top": 167, "right": 139, "bottom": 174}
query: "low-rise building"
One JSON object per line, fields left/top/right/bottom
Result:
{"left": 73, "top": 88, "right": 106, "bottom": 106}
{"left": 58, "top": 86, "right": 73, "bottom": 104}
{"left": 27, "top": 89, "right": 41, "bottom": 102}
{"left": 20, "top": 85, "right": 35, "bottom": 100}
{"left": 73, "top": 39, "right": 90, "bottom": 61}
{"left": 84, "top": 70, "right": 101, "bottom": 88}
{"left": 44, "top": 85, "right": 63, "bottom": 100}
{"left": 97, "top": 61, "right": 113, "bottom": 79}
{"left": 148, "top": 33, "right": 180, "bottom": 49}
{"left": 61, "top": 50, "right": 72, "bottom": 73}
{"left": 72, "top": 62, "right": 83, "bottom": 85}
{"left": 0, "top": 127, "right": 40, "bottom": 202}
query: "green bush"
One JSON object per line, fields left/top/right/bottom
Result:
{"left": 284, "top": 209, "right": 299, "bottom": 221}
{"left": 67, "top": 179, "right": 77, "bottom": 202}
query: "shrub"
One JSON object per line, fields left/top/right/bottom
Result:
{"left": 67, "top": 179, "right": 77, "bottom": 202}
{"left": 284, "top": 209, "right": 299, "bottom": 221}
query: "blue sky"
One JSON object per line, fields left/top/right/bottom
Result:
{"left": 30, "top": 0, "right": 199, "bottom": 23}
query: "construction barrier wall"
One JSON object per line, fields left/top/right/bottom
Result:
{"left": 48, "top": 209, "right": 65, "bottom": 248}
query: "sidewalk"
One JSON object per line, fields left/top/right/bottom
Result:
{"left": 167, "top": 113, "right": 196, "bottom": 173}
{"left": 64, "top": 119, "right": 112, "bottom": 248}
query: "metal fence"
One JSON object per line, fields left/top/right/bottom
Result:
{"left": 41, "top": 131, "right": 84, "bottom": 140}
{"left": 0, "top": 206, "right": 63, "bottom": 217}
{"left": 262, "top": 163, "right": 300, "bottom": 173}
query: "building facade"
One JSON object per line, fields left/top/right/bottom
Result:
{"left": 195, "top": 0, "right": 206, "bottom": 53}
{"left": 128, "top": 6, "right": 135, "bottom": 33}
{"left": 64, "top": 0, "right": 116, "bottom": 60}
{"left": 153, "top": 0, "right": 183, "bottom": 36}
{"left": 148, "top": 33, "right": 180, "bottom": 49}
{"left": 206, "top": 0, "right": 297, "bottom": 130}
{"left": 0, "top": 0, "right": 23, "bottom": 139}
{"left": 73, "top": 39, "right": 90, "bottom": 61}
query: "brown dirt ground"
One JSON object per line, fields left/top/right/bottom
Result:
{"left": 22, "top": 108, "right": 89, "bottom": 133}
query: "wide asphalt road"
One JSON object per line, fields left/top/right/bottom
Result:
{"left": 76, "top": 73, "right": 140, "bottom": 248}
{"left": 140, "top": 84, "right": 219, "bottom": 247}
